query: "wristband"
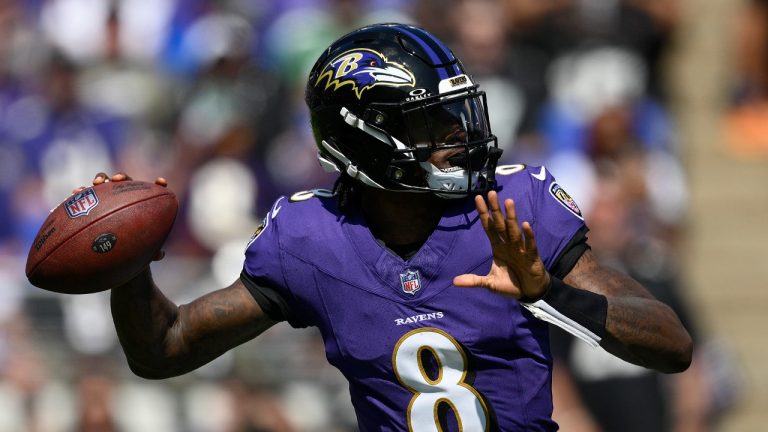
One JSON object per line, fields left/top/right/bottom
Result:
{"left": 521, "top": 277, "right": 607, "bottom": 347}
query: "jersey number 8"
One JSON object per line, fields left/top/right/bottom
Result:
{"left": 393, "top": 328, "right": 489, "bottom": 431}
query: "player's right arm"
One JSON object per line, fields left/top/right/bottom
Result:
{"left": 89, "top": 173, "right": 277, "bottom": 379}
{"left": 111, "top": 268, "right": 277, "bottom": 379}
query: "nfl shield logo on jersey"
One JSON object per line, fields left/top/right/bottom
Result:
{"left": 65, "top": 188, "right": 100, "bottom": 218}
{"left": 400, "top": 270, "right": 422, "bottom": 295}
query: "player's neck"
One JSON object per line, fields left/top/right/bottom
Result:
{"left": 360, "top": 188, "right": 448, "bottom": 248}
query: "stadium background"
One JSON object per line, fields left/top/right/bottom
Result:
{"left": 0, "top": 0, "right": 765, "bottom": 430}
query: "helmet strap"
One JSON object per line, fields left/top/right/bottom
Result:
{"left": 483, "top": 147, "right": 504, "bottom": 190}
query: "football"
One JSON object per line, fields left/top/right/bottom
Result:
{"left": 25, "top": 181, "right": 178, "bottom": 294}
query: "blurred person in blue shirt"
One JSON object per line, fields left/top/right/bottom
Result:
{"left": 12, "top": 51, "right": 130, "bottom": 248}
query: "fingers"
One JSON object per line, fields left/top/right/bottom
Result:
{"left": 521, "top": 222, "right": 540, "bottom": 260}
{"left": 90, "top": 172, "right": 168, "bottom": 188}
{"left": 487, "top": 191, "right": 508, "bottom": 243}
{"left": 477, "top": 191, "right": 507, "bottom": 245}
{"left": 504, "top": 198, "right": 523, "bottom": 247}
{"left": 93, "top": 172, "right": 108, "bottom": 185}
{"left": 78, "top": 171, "right": 133, "bottom": 193}
{"left": 476, "top": 191, "right": 539, "bottom": 256}
{"left": 94, "top": 172, "right": 134, "bottom": 184}
{"left": 75, "top": 171, "right": 108, "bottom": 193}
{"left": 475, "top": 194, "right": 494, "bottom": 243}
{"left": 453, "top": 274, "right": 488, "bottom": 288}
{"left": 477, "top": 191, "right": 523, "bottom": 247}
{"left": 112, "top": 172, "right": 133, "bottom": 182}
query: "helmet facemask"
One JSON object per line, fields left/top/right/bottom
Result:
{"left": 319, "top": 85, "right": 501, "bottom": 198}
{"left": 401, "top": 87, "right": 498, "bottom": 198}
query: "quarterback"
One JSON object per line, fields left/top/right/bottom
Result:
{"left": 98, "top": 24, "right": 691, "bottom": 431}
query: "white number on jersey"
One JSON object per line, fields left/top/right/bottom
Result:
{"left": 495, "top": 164, "right": 525, "bottom": 176}
{"left": 289, "top": 188, "right": 334, "bottom": 202}
{"left": 392, "top": 328, "right": 489, "bottom": 431}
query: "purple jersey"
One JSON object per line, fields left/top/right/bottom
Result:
{"left": 243, "top": 165, "right": 586, "bottom": 431}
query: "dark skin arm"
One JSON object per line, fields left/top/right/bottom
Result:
{"left": 89, "top": 173, "right": 277, "bottom": 379}
{"left": 563, "top": 249, "right": 691, "bottom": 373}
{"left": 454, "top": 191, "right": 692, "bottom": 373}
{"left": 111, "top": 270, "right": 276, "bottom": 379}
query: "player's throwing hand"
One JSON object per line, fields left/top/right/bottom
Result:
{"left": 453, "top": 190, "right": 551, "bottom": 301}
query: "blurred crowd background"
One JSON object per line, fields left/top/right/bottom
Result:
{"left": 0, "top": 0, "right": 764, "bottom": 430}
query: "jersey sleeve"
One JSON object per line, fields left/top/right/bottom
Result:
{"left": 241, "top": 197, "right": 294, "bottom": 324}
{"left": 529, "top": 166, "right": 589, "bottom": 276}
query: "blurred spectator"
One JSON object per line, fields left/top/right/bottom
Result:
{"left": 77, "top": 4, "right": 179, "bottom": 210}
{"left": 410, "top": 0, "right": 454, "bottom": 41}
{"left": 537, "top": 44, "right": 686, "bottom": 234}
{"left": 501, "top": 0, "right": 576, "bottom": 136}
{"left": 169, "top": 11, "right": 290, "bottom": 256}
{"left": 220, "top": 380, "right": 296, "bottom": 432}
{"left": 573, "top": 0, "right": 680, "bottom": 102}
{"left": 448, "top": 0, "right": 525, "bottom": 157}
{"left": 259, "top": 0, "right": 411, "bottom": 88}
{"left": 41, "top": 0, "right": 176, "bottom": 65}
{"left": 73, "top": 358, "right": 118, "bottom": 432}
{"left": 174, "top": 12, "right": 283, "bottom": 169}
{"left": 550, "top": 170, "right": 742, "bottom": 431}
{"left": 0, "top": 314, "right": 48, "bottom": 431}
{"left": 0, "top": 0, "right": 34, "bottom": 249}
{"left": 78, "top": 6, "right": 176, "bottom": 128}
{"left": 14, "top": 51, "right": 131, "bottom": 235}
{"left": 501, "top": 0, "right": 680, "bottom": 144}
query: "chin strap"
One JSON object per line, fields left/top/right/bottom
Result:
{"left": 483, "top": 147, "right": 503, "bottom": 189}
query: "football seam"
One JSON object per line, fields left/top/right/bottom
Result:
{"left": 27, "top": 191, "right": 175, "bottom": 277}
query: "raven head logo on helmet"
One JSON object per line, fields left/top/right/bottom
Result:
{"left": 306, "top": 23, "right": 502, "bottom": 199}
{"left": 315, "top": 48, "right": 416, "bottom": 99}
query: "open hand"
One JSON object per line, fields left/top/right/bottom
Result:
{"left": 453, "top": 191, "right": 550, "bottom": 301}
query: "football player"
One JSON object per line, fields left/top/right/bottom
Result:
{"left": 99, "top": 24, "right": 691, "bottom": 431}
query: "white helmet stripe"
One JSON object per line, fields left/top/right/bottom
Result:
{"left": 340, "top": 107, "right": 411, "bottom": 152}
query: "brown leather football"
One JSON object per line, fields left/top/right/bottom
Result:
{"left": 25, "top": 181, "right": 178, "bottom": 294}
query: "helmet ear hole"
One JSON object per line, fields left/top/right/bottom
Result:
{"left": 387, "top": 166, "right": 405, "bottom": 180}
{"left": 363, "top": 109, "right": 388, "bottom": 127}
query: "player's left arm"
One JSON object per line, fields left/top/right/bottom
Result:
{"left": 563, "top": 248, "right": 692, "bottom": 373}
{"left": 454, "top": 191, "right": 692, "bottom": 374}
